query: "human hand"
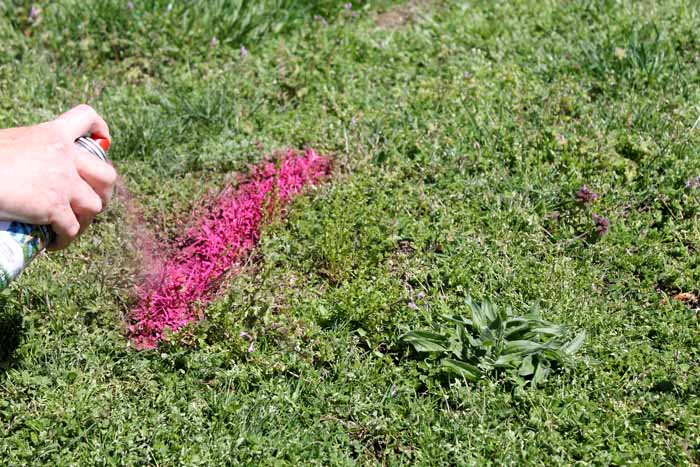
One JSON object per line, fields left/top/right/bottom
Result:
{"left": 0, "top": 105, "right": 117, "bottom": 250}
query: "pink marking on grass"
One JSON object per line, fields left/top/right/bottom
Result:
{"left": 128, "top": 149, "right": 330, "bottom": 349}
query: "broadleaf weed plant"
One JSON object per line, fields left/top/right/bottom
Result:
{"left": 401, "top": 298, "right": 586, "bottom": 387}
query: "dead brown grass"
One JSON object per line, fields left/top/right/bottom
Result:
{"left": 374, "top": 0, "right": 436, "bottom": 29}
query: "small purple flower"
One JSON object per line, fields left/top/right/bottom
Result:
{"left": 210, "top": 36, "right": 218, "bottom": 47}
{"left": 576, "top": 185, "right": 599, "bottom": 204}
{"left": 247, "top": 342, "right": 255, "bottom": 353}
{"left": 239, "top": 331, "right": 251, "bottom": 340}
{"left": 314, "top": 14, "right": 328, "bottom": 25}
{"left": 28, "top": 5, "right": 38, "bottom": 21}
{"left": 463, "top": 71, "right": 472, "bottom": 79}
{"left": 240, "top": 46, "right": 248, "bottom": 59}
{"left": 127, "top": 1, "right": 134, "bottom": 10}
{"left": 592, "top": 213, "right": 609, "bottom": 237}
{"left": 685, "top": 177, "right": 699, "bottom": 189}
{"left": 344, "top": 2, "right": 352, "bottom": 10}
{"left": 407, "top": 301, "right": 419, "bottom": 310}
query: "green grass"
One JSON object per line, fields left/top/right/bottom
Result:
{"left": 2, "top": 0, "right": 700, "bottom": 464}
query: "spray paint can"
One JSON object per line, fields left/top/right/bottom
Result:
{"left": 0, "top": 136, "right": 110, "bottom": 290}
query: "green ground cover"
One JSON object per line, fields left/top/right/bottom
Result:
{"left": 1, "top": 0, "right": 700, "bottom": 464}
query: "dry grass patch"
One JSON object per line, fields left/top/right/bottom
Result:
{"left": 375, "top": 0, "right": 436, "bottom": 29}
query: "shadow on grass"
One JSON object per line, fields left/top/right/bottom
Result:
{"left": 0, "top": 305, "right": 24, "bottom": 374}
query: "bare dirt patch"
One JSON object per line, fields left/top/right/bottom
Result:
{"left": 374, "top": 0, "right": 436, "bottom": 29}
{"left": 672, "top": 291, "right": 700, "bottom": 310}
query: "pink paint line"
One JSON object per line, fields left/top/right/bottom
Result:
{"left": 128, "top": 149, "right": 331, "bottom": 349}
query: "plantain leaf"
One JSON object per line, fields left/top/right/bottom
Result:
{"left": 562, "top": 331, "right": 586, "bottom": 356}
{"left": 480, "top": 327, "right": 496, "bottom": 349}
{"left": 505, "top": 317, "right": 529, "bottom": 326}
{"left": 404, "top": 298, "right": 584, "bottom": 387}
{"left": 445, "top": 315, "right": 473, "bottom": 328}
{"left": 518, "top": 354, "right": 535, "bottom": 376}
{"left": 400, "top": 331, "right": 450, "bottom": 352}
{"left": 542, "top": 348, "right": 565, "bottom": 364}
{"left": 456, "top": 324, "right": 470, "bottom": 359}
{"left": 503, "top": 340, "right": 546, "bottom": 355}
{"left": 504, "top": 323, "right": 531, "bottom": 340}
{"left": 482, "top": 300, "right": 497, "bottom": 324}
{"left": 493, "top": 353, "right": 522, "bottom": 368}
{"left": 532, "top": 325, "right": 566, "bottom": 337}
{"left": 441, "top": 359, "right": 481, "bottom": 382}
{"left": 467, "top": 298, "right": 486, "bottom": 332}
{"left": 448, "top": 326, "right": 464, "bottom": 359}
{"left": 524, "top": 310, "right": 543, "bottom": 321}
{"left": 533, "top": 360, "right": 550, "bottom": 386}
{"left": 488, "top": 308, "right": 505, "bottom": 338}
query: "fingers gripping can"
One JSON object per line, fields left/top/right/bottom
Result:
{"left": 0, "top": 136, "right": 110, "bottom": 290}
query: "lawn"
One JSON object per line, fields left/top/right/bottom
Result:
{"left": 2, "top": 0, "right": 700, "bottom": 464}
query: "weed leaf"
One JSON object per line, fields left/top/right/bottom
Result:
{"left": 562, "top": 331, "right": 587, "bottom": 356}
{"left": 401, "top": 331, "right": 450, "bottom": 352}
{"left": 404, "top": 298, "right": 585, "bottom": 387}
{"left": 503, "top": 340, "right": 547, "bottom": 356}
{"left": 441, "top": 359, "right": 481, "bottom": 382}
{"left": 518, "top": 355, "right": 535, "bottom": 376}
